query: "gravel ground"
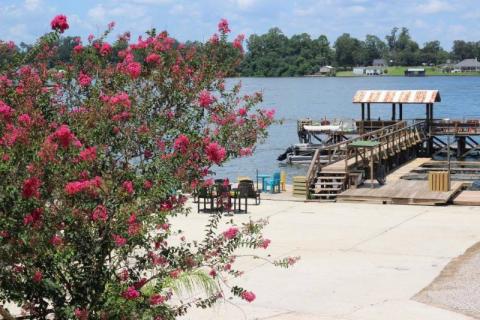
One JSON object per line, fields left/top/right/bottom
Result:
{"left": 414, "top": 242, "right": 480, "bottom": 319}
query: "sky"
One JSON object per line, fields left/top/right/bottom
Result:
{"left": 1, "top": 0, "right": 479, "bottom": 50}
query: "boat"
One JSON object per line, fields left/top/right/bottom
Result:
{"left": 277, "top": 118, "right": 357, "bottom": 164}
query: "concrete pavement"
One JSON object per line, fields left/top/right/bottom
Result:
{"left": 176, "top": 201, "right": 480, "bottom": 320}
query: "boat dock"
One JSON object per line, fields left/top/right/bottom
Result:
{"left": 303, "top": 89, "right": 480, "bottom": 205}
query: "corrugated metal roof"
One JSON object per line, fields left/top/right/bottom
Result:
{"left": 353, "top": 90, "right": 441, "bottom": 104}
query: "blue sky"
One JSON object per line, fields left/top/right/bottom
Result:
{"left": 1, "top": 0, "right": 479, "bottom": 50}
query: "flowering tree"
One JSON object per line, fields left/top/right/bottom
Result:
{"left": 0, "top": 16, "right": 298, "bottom": 320}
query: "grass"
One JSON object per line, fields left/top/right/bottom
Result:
{"left": 336, "top": 66, "right": 480, "bottom": 77}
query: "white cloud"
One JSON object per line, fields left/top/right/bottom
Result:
{"left": 416, "top": 0, "right": 453, "bottom": 14}
{"left": 8, "top": 24, "right": 27, "bottom": 38}
{"left": 293, "top": 7, "right": 315, "bottom": 17}
{"left": 235, "top": 0, "right": 256, "bottom": 10}
{"left": 347, "top": 5, "right": 366, "bottom": 14}
{"left": 88, "top": 4, "right": 107, "bottom": 22}
{"left": 24, "top": 0, "right": 40, "bottom": 11}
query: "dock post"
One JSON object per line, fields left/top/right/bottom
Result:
{"left": 367, "top": 103, "right": 371, "bottom": 121}
{"left": 361, "top": 103, "right": 365, "bottom": 121}
{"left": 457, "top": 136, "right": 466, "bottom": 158}
{"left": 391, "top": 103, "right": 396, "bottom": 120}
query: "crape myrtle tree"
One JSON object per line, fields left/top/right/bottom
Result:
{"left": 0, "top": 16, "right": 298, "bottom": 319}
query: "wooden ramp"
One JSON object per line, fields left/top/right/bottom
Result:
{"left": 453, "top": 191, "right": 480, "bottom": 206}
{"left": 337, "top": 180, "right": 463, "bottom": 205}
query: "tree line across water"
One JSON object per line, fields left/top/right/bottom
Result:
{"left": 9, "top": 26, "right": 480, "bottom": 77}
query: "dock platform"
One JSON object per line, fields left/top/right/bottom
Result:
{"left": 337, "top": 180, "right": 464, "bottom": 205}
{"left": 453, "top": 191, "right": 480, "bottom": 206}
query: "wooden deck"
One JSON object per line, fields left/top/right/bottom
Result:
{"left": 453, "top": 191, "right": 480, "bottom": 206}
{"left": 337, "top": 180, "right": 464, "bottom": 205}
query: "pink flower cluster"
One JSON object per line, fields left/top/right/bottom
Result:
{"left": 241, "top": 291, "right": 256, "bottom": 302}
{"left": 205, "top": 142, "right": 226, "bottom": 164}
{"left": 64, "top": 176, "right": 102, "bottom": 196}
{"left": 51, "top": 15, "right": 69, "bottom": 33}
{"left": 233, "top": 34, "right": 245, "bottom": 51}
{"left": 0, "top": 100, "right": 13, "bottom": 121}
{"left": 150, "top": 293, "right": 166, "bottom": 305}
{"left": 23, "top": 208, "right": 43, "bottom": 226}
{"left": 52, "top": 125, "right": 82, "bottom": 149}
{"left": 78, "top": 72, "right": 92, "bottom": 87}
{"left": 198, "top": 90, "right": 215, "bottom": 108}
{"left": 79, "top": 146, "right": 97, "bottom": 162}
{"left": 145, "top": 53, "right": 161, "bottom": 64}
{"left": 122, "top": 286, "right": 140, "bottom": 300}
{"left": 174, "top": 134, "right": 189, "bottom": 154}
{"left": 218, "top": 18, "right": 231, "bottom": 34}
{"left": 122, "top": 180, "right": 134, "bottom": 194}
{"left": 91, "top": 205, "right": 108, "bottom": 222}
{"left": 22, "top": 177, "right": 42, "bottom": 199}
{"left": 113, "top": 234, "right": 127, "bottom": 246}
{"left": 223, "top": 227, "right": 238, "bottom": 240}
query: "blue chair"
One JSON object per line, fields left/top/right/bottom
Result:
{"left": 266, "top": 172, "right": 281, "bottom": 193}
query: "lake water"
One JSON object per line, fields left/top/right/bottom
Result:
{"left": 215, "top": 76, "right": 480, "bottom": 183}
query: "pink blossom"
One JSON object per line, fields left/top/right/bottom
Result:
{"left": 122, "top": 180, "right": 134, "bottom": 194}
{"left": 33, "top": 271, "right": 43, "bottom": 283}
{"left": 23, "top": 208, "right": 43, "bottom": 226}
{"left": 22, "top": 177, "right": 42, "bottom": 199}
{"left": 113, "top": 234, "right": 127, "bottom": 247}
{"left": 209, "top": 269, "right": 217, "bottom": 278}
{"left": 91, "top": 205, "right": 108, "bottom": 222}
{"left": 260, "top": 239, "right": 271, "bottom": 249}
{"left": 121, "top": 286, "right": 140, "bottom": 300}
{"left": 145, "top": 53, "right": 161, "bottom": 64}
{"left": 233, "top": 34, "right": 245, "bottom": 51}
{"left": 265, "top": 109, "right": 276, "bottom": 120}
{"left": 143, "top": 180, "right": 153, "bottom": 190}
{"left": 64, "top": 176, "right": 102, "bottom": 196}
{"left": 78, "top": 72, "right": 92, "bottom": 87}
{"left": 223, "top": 227, "right": 239, "bottom": 240}
{"left": 0, "top": 100, "right": 13, "bottom": 121}
{"left": 50, "top": 234, "right": 63, "bottom": 246}
{"left": 51, "top": 15, "right": 69, "bottom": 33}
{"left": 218, "top": 18, "right": 231, "bottom": 34}
{"left": 126, "top": 62, "right": 142, "bottom": 79}
{"left": 198, "top": 90, "right": 215, "bottom": 108}
{"left": 205, "top": 142, "right": 226, "bottom": 164}
{"left": 52, "top": 125, "right": 80, "bottom": 148}
{"left": 108, "top": 21, "right": 116, "bottom": 31}
{"left": 73, "top": 44, "right": 83, "bottom": 54}
{"left": 18, "top": 114, "right": 32, "bottom": 126}
{"left": 99, "top": 42, "right": 112, "bottom": 56}
{"left": 150, "top": 294, "right": 166, "bottom": 305}
{"left": 79, "top": 146, "right": 97, "bottom": 162}
{"left": 74, "top": 308, "right": 89, "bottom": 320}
{"left": 238, "top": 108, "right": 247, "bottom": 116}
{"left": 174, "top": 134, "right": 189, "bottom": 154}
{"left": 241, "top": 291, "right": 256, "bottom": 302}
{"left": 209, "top": 33, "right": 219, "bottom": 44}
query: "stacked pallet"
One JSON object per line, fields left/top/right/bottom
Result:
{"left": 292, "top": 176, "right": 307, "bottom": 198}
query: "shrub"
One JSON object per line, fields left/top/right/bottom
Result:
{"left": 0, "top": 16, "right": 296, "bottom": 319}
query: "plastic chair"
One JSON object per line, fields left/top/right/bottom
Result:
{"left": 280, "top": 171, "right": 286, "bottom": 191}
{"left": 266, "top": 172, "right": 281, "bottom": 193}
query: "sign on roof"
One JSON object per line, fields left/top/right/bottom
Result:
{"left": 353, "top": 90, "right": 441, "bottom": 104}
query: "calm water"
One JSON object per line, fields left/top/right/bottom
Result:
{"left": 214, "top": 76, "right": 480, "bottom": 182}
